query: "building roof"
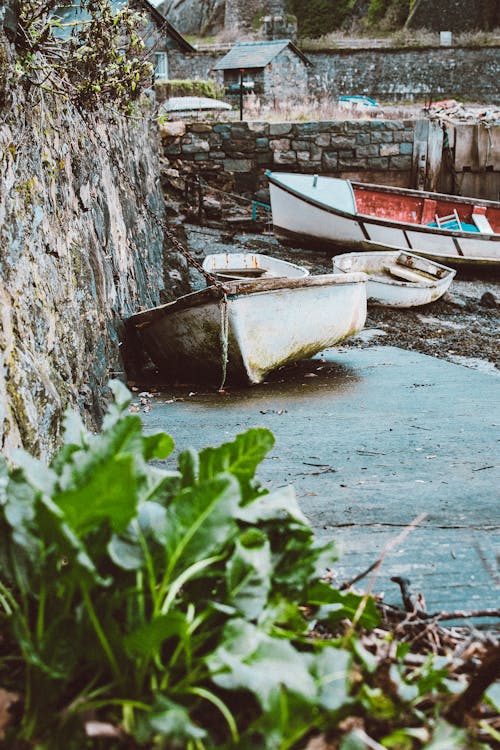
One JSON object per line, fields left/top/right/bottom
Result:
{"left": 51, "top": 0, "right": 195, "bottom": 52}
{"left": 213, "top": 39, "right": 310, "bottom": 71}
{"left": 135, "top": 0, "right": 195, "bottom": 52}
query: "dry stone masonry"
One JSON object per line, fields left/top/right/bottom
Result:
{"left": 160, "top": 119, "right": 415, "bottom": 194}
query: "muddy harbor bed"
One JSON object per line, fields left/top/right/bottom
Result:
{"left": 135, "top": 224, "right": 499, "bottom": 623}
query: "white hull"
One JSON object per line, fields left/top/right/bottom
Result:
{"left": 129, "top": 274, "right": 367, "bottom": 385}
{"left": 267, "top": 172, "right": 500, "bottom": 268}
{"left": 333, "top": 250, "right": 456, "bottom": 307}
{"left": 202, "top": 252, "right": 309, "bottom": 280}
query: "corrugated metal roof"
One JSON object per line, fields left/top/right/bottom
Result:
{"left": 213, "top": 39, "right": 310, "bottom": 71}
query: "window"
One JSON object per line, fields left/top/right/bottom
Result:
{"left": 154, "top": 51, "right": 168, "bottom": 80}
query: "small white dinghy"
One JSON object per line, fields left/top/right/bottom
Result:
{"left": 202, "top": 252, "right": 309, "bottom": 281}
{"left": 128, "top": 273, "right": 367, "bottom": 385}
{"left": 333, "top": 249, "right": 456, "bottom": 307}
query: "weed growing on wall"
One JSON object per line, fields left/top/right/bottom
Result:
{"left": 13, "top": 0, "right": 153, "bottom": 112}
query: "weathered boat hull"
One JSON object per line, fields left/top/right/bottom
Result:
{"left": 267, "top": 171, "right": 500, "bottom": 269}
{"left": 128, "top": 274, "right": 367, "bottom": 385}
{"left": 333, "top": 250, "right": 456, "bottom": 307}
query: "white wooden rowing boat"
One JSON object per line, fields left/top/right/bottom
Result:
{"left": 202, "top": 252, "right": 309, "bottom": 280}
{"left": 128, "top": 274, "right": 367, "bottom": 385}
{"left": 266, "top": 171, "right": 500, "bottom": 268}
{"left": 333, "top": 249, "right": 456, "bottom": 307}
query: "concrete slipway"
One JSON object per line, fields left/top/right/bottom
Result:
{"left": 139, "top": 346, "right": 499, "bottom": 621}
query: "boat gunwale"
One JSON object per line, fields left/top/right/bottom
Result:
{"left": 128, "top": 272, "right": 367, "bottom": 326}
{"left": 267, "top": 172, "right": 499, "bottom": 241}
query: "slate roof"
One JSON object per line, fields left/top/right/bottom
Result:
{"left": 213, "top": 39, "right": 310, "bottom": 71}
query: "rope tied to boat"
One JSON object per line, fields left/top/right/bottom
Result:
{"left": 218, "top": 294, "right": 229, "bottom": 390}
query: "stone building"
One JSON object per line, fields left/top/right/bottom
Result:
{"left": 213, "top": 39, "right": 310, "bottom": 103}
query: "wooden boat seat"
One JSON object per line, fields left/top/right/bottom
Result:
{"left": 471, "top": 212, "right": 494, "bottom": 234}
{"left": 215, "top": 267, "right": 269, "bottom": 279}
{"left": 384, "top": 265, "right": 434, "bottom": 283}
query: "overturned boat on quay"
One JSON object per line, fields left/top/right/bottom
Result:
{"left": 127, "top": 273, "right": 367, "bottom": 386}
{"left": 267, "top": 171, "right": 500, "bottom": 268}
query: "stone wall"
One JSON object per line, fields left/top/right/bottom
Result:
{"left": 169, "top": 45, "right": 500, "bottom": 105}
{"left": 160, "top": 118, "right": 415, "bottom": 194}
{"left": 307, "top": 46, "right": 500, "bottom": 105}
{"left": 0, "top": 41, "right": 180, "bottom": 459}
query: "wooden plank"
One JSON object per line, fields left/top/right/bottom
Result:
{"left": 412, "top": 118, "right": 429, "bottom": 191}
{"left": 425, "top": 120, "right": 444, "bottom": 191}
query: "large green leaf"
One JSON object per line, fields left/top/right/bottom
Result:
{"left": 147, "top": 695, "right": 206, "bottom": 740}
{"left": 208, "top": 619, "right": 316, "bottom": 710}
{"left": 226, "top": 529, "right": 272, "bottom": 620}
{"left": 236, "top": 484, "right": 309, "bottom": 526}
{"left": 124, "top": 612, "right": 189, "bottom": 658}
{"left": 310, "top": 646, "right": 354, "bottom": 712}
{"left": 197, "top": 428, "right": 275, "bottom": 499}
{"left": 54, "top": 454, "right": 138, "bottom": 536}
{"left": 161, "top": 474, "right": 241, "bottom": 576}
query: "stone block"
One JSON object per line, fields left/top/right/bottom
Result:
{"left": 399, "top": 142, "right": 413, "bottom": 155}
{"left": 393, "top": 130, "right": 415, "bottom": 142}
{"left": 316, "top": 133, "right": 331, "bottom": 147}
{"left": 269, "top": 123, "right": 293, "bottom": 135}
{"left": 159, "top": 121, "right": 186, "bottom": 138}
{"left": 356, "top": 144, "right": 380, "bottom": 158}
{"left": 248, "top": 122, "right": 269, "bottom": 134}
{"left": 370, "top": 131, "right": 394, "bottom": 143}
{"left": 270, "top": 138, "right": 292, "bottom": 152}
{"left": 355, "top": 133, "right": 371, "bottom": 145}
{"left": 368, "top": 156, "right": 390, "bottom": 169}
{"left": 331, "top": 136, "right": 356, "bottom": 150}
{"left": 163, "top": 142, "right": 181, "bottom": 156}
{"left": 274, "top": 151, "right": 297, "bottom": 165}
{"left": 181, "top": 139, "right": 210, "bottom": 153}
{"left": 189, "top": 124, "right": 212, "bottom": 133}
{"left": 224, "top": 158, "right": 253, "bottom": 172}
{"left": 389, "top": 155, "right": 412, "bottom": 170}
{"left": 380, "top": 143, "right": 400, "bottom": 157}
{"left": 322, "top": 151, "right": 338, "bottom": 171}
{"left": 255, "top": 137, "right": 269, "bottom": 150}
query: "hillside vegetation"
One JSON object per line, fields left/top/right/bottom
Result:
{"left": 286, "top": 0, "right": 499, "bottom": 38}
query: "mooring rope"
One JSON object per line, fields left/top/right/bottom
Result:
{"left": 218, "top": 294, "right": 229, "bottom": 390}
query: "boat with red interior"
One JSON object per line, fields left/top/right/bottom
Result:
{"left": 267, "top": 171, "right": 500, "bottom": 268}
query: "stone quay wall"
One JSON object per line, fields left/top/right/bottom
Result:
{"left": 160, "top": 118, "right": 416, "bottom": 195}
{"left": 0, "top": 37, "right": 182, "bottom": 459}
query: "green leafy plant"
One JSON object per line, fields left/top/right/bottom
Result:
{"left": 0, "top": 382, "right": 494, "bottom": 749}
{"left": 0, "top": 380, "right": 378, "bottom": 748}
{"left": 14, "top": 0, "right": 153, "bottom": 112}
